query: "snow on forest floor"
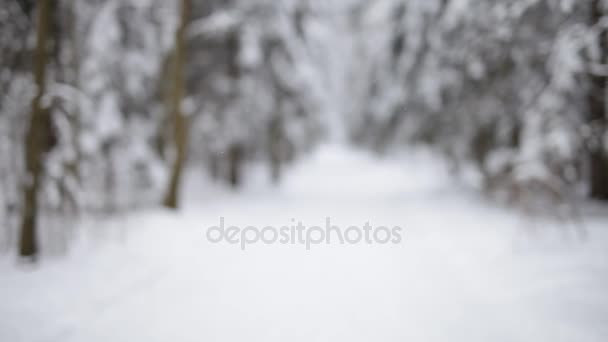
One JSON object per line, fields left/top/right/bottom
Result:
{"left": 2, "top": 144, "right": 608, "bottom": 342}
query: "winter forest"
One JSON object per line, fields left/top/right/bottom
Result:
{"left": 2, "top": 0, "right": 608, "bottom": 341}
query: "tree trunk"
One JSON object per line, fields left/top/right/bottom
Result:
{"left": 163, "top": 0, "right": 190, "bottom": 209}
{"left": 228, "top": 144, "right": 244, "bottom": 188}
{"left": 588, "top": 0, "right": 608, "bottom": 200}
{"left": 19, "top": 0, "right": 52, "bottom": 259}
{"left": 269, "top": 114, "right": 283, "bottom": 184}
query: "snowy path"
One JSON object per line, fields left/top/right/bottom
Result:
{"left": 2, "top": 145, "right": 608, "bottom": 342}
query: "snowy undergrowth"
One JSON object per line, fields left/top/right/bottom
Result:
{"left": 1, "top": 144, "right": 608, "bottom": 342}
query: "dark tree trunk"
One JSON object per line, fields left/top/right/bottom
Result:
{"left": 228, "top": 144, "right": 244, "bottom": 188}
{"left": 269, "top": 114, "right": 283, "bottom": 184}
{"left": 163, "top": 0, "right": 191, "bottom": 209}
{"left": 588, "top": 0, "right": 608, "bottom": 200}
{"left": 19, "top": 0, "right": 52, "bottom": 259}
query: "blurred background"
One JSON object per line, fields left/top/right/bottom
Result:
{"left": 2, "top": 0, "right": 608, "bottom": 258}
{"left": 2, "top": 1, "right": 608, "bottom": 341}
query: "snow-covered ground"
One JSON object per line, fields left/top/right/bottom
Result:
{"left": 2, "top": 144, "right": 608, "bottom": 342}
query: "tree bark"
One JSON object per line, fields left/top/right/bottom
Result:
{"left": 588, "top": 0, "right": 608, "bottom": 200}
{"left": 19, "top": 0, "right": 52, "bottom": 259}
{"left": 163, "top": 0, "right": 190, "bottom": 209}
{"left": 269, "top": 113, "right": 283, "bottom": 184}
{"left": 228, "top": 144, "right": 244, "bottom": 188}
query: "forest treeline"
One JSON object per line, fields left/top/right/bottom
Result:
{"left": 1, "top": 0, "right": 607, "bottom": 260}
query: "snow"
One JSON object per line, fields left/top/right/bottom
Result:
{"left": 2, "top": 144, "right": 608, "bottom": 342}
